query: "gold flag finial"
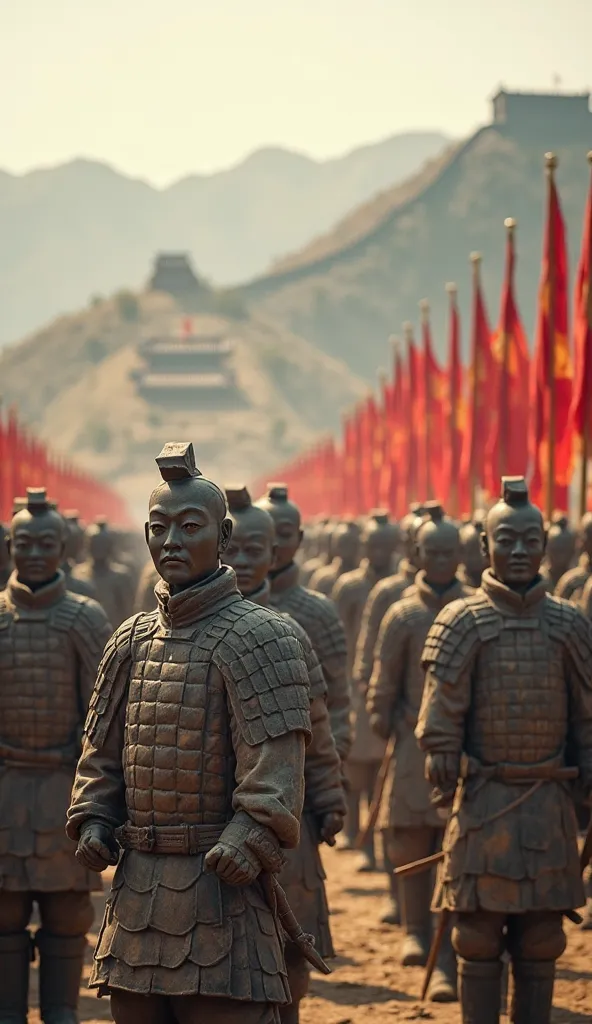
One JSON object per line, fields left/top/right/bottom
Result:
{"left": 403, "top": 321, "right": 414, "bottom": 342}
{"left": 587, "top": 151, "right": 592, "bottom": 165}
{"left": 504, "top": 217, "right": 517, "bottom": 233}
{"left": 446, "top": 281, "right": 458, "bottom": 296}
{"left": 470, "top": 251, "right": 482, "bottom": 264}
{"left": 419, "top": 299, "right": 430, "bottom": 323}
{"left": 545, "top": 151, "right": 558, "bottom": 172}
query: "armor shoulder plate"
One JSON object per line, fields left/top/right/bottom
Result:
{"left": 546, "top": 595, "right": 592, "bottom": 682}
{"left": 331, "top": 569, "right": 361, "bottom": 600}
{"left": 213, "top": 603, "right": 312, "bottom": 746}
{"left": 85, "top": 612, "right": 157, "bottom": 748}
{"left": 281, "top": 612, "right": 326, "bottom": 701}
{"left": 422, "top": 595, "right": 496, "bottom": 684}
{"left": 56, "top": 594, "right": 113, "bottom": 666}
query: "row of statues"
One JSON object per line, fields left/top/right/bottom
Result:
{"left": 1, "top": 447, "right": 592, "bottom": 1024}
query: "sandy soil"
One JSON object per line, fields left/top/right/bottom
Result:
{"left": 28, "top": 849, "right": 592, "bottom": 1023}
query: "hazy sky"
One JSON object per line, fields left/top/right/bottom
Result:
{"left": 3, "top": 0, "right": 591, "bottom": 185}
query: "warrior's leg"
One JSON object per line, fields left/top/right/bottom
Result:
{"left": 36, "top": 891, "right": 94, "bottom": 1024}
{"left": 340, "top": 761, "right": 362, "bottom": 850}
{"left": 506, "top": 911, "right": 565, "bottom": 1024}
{"left": 0, "top": 892, "right": 34, "bottom": 1024}
{"left": 172, "top": 994, "right": 280, "bottom": 1024}
{"left": 110, "top": 991, "right": 175, "bottom": 1024}
{"left": 379, "top": 827, "right": 400, "bottom": 925}
{"left": 357, "top": 761, "right": 380, "bottom": 872}
{"left": 278, "top": 943, "right": 310, "bottom": 1024}
{"left": 452, "top": 910, "right": 506, "bottom": 1024}
{"left": 390, "top": 827, "right": 433, "bottom": 966}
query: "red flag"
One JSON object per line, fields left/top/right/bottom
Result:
{"left": 569, "top": 153, "right": 592, "bottom": 513}
{"left": 484, "top": 220, "right": 530, "bottom": 496}
{"left": 405, "top": 326, "right": 421, "bottom": 505}
{"left": 418, "top": 302, "right": 446, "bottom": 503}
{"left": 530, "top": 156, "right": 573, "bottom": 514}
{"left": 461, "top": 254, "right": 494, "bottom": 510}
{"left": 443, "top": 285, "right": 466, "bottom": 516}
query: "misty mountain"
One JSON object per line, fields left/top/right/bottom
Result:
{"left": 0, "top": 132, "right": 449, "bottom": 344}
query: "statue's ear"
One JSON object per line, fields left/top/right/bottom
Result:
{"left": 144, "top": 522, "right": 150, "bottom": 546}
{"left": 297, "top": 528, "right": 304, "bottom": 550}
{"left": 542, "top": 528, "right": 548, "bottom": 557}
{"left": 480, "top": 529, "right": 489, "bottom": 559}
{"left": 219, "top": 518, "right": 233, "bottom": 555}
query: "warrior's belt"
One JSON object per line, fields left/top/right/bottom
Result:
{"left": 115, "top": 822, "right": 226, "bottom": 854}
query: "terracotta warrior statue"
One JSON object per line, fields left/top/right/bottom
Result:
{"left": 0, "top": 488, "right": 112, "bottom": 1024}
{"left": 331, "top": 511, "right": 401, "bottom": 868}
{"left": 255, "top": 486, "right": 351, "bottom": 765}
{"left": 60, "top": 510, "right": 98, "bottom": 600}
{"left": 133, "top": 559, "right": 160, "bottom": 613}
{"left": 416, "top": 477, "right": 592, "bottom": 1024}
{"left": 299, "top": 518, "right": 332, "bottom": 587}
{"left": 225, "top": 486, "right": 345, "bottom": 1024}
{"left": 67, "top": 445, "right": 313, "bottom": 1024}
{"left": 367, "top": 506, "right": 470, "bottom": 1001}
{"left": 538, "top": 513, "right": 576, "bottom": 594}
{"left": 308, "top": 519, "right": 361, "bottom": 596}
{"left": 458, "top": 518, "right": 488, "bottom": 590}
{"left": 555, "top": 511, "right": 592, "bottom": 602}
{"left": 0, "top": 522, "right": 11, "bottom": 590}
{"left": 73, "top": 517, "right": 135, "bottom": 628}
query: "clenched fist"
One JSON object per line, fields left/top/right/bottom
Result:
{"left": 205, "top": 841, "right": 261, "bottom": 886}
{"left": 320, "top": 811, "right": 344, "bottom": 846}
{"left": 76, "top": 821, "right": 120, "bottom": 872}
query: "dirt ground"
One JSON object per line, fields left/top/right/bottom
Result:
{"left": 28, "top": 847, "right": 592, "bottom": 1023}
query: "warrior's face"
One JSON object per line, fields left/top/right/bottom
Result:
{"left": 147, "top": 479, "right": 231, "bottom": 590}
{"left": 364, "top": 525, "right": 397, "bottom": 574}
{"left": 11, "top": 511, "right": 65, "bottom": 586}
{"left": 89, "top": 529, "right": 112, "bottom": 564}
{"left": 486, "top": 503, "right": 545, "bottom": 586}
{"left": 460, "top": 524, "right": 487, "bottom": 576}
{"left": 226, "top": 508, "right": 275, "bottom": 597}
{"left": 334, "top": 525, "right": 360, "bottom": 567}
{"left": 418, "top": 521, "right": 460, "bottom": 587}
{"left": 546, "top": 525, "right": 575, "bottom": 575}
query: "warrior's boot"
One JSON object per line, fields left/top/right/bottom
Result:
{"left": 510, "top": 960, "right": 555, "bottom": 1024}
{"left": 458, "top": 959, "right": 502, "bottom": 1024}
{"left": 427, "top": 925, "right": 457, "bottom": 1003}
{"left": 400, "top": 873, "right": 430, "bottom": 966}
{"left": 37, "top": 931, "right": 86, "bottom": 1024}
{"left": 0, "top": 933, "right": 30, "bottom": 1024}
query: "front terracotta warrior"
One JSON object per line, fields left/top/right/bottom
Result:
{"left": 0, "top": 488, "right": 112, "bottom": 1024}
{"left": 416, "top": 478, "right": 592, "bottom": 1024}
{"left": 225, "top": 486, "right": 345, "bottom": 1024}
{"left": 67, "top": 445, "right": 312, "bottom": 1024}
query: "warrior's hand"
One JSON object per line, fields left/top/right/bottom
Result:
{"left": 76, "top": 821, "right": 120, "bottom": 872}
{"left": 425, "top": 753, "right": 460, "bottom": 791}
{"left": 205, "top": 840, "right": 261, "bottom": 886}
{"left": 320, "top": 811, "right": 344, "bottom": 846}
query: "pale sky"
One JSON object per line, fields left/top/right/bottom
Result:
{"left": 2, "top": 0, "right": 591, "bottom": 186}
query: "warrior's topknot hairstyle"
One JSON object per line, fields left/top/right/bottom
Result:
{"left": 152, "top": 442, "right": 228, "bottom": 520}
{"left": 225, "top": 485, "right": 252, "bottom": 512}
{"left": 501, "top": 476, "right": 529, "bottom": 506}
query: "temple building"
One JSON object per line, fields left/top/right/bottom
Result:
{"left": 491, "top": 88, "right": 591, "bottom": 145}
{"left": 147, "top": 253, "right": 204, "bottom": 310}
{"left": 131, "top": 317, "right": 238, "bottom": 409}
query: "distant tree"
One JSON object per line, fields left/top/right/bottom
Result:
{"left": 115, "top": 290, "right": 140, "bottom": 322}
{"left": 89, "top": 294, "right": 104, "bottom": 307}
{"left": 84, "top": 335, "right": 107, "bottom": 364}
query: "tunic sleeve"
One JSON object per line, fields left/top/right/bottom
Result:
{"left": 303, "top": 695, "right": 346, "bottom": 817}
{"left": 66, "top": 697, "right": 127, "bottom": 839}
{"left": 366, "top": 606, "right": 409, "bottom": 740}
{"left": 230, "top": 724, "right": 306, "bottom": 849}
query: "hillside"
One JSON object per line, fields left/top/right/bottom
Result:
{"left": 238, "top": 102, "right": 592, "bottom": 378}
{"left": 0, "top": 293, "right": 365, "bottom": 521}
{"left": 0, "top": 131, "right": 449, "bottom": 345}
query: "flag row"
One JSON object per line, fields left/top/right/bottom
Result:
{"left": 254, "top": 152, "right": 592, "bottom": 521}
{"left": 0, "top": 407, "right": 131, "bottom": 525}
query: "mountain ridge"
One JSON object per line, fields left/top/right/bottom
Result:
{"left": 0, "top": 130, "right": 450, "bottom": 344}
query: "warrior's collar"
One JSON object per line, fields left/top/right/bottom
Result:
{"left": 6, "top": 569, "right": 67, "bottom": 611}
{"left": 269, "top": 560, "right": 301, "bottom": 595}
{"left": 481, "top": 567, "right": 547, "bottom": 613}
{"left": 244, "top": 579, "right": 271, "bottom": 607}
{"left": 414, "top": 570, "right": 465, "bottom": 610}
{"left": 155, "top": 565, "right": 241, "bottom": 629}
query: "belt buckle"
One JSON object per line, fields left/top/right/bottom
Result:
{"left": 139, "top": 826, "right": 156, "bottom": 852}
